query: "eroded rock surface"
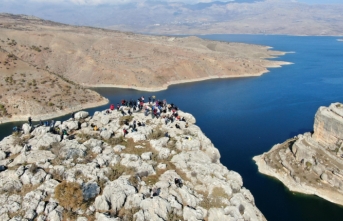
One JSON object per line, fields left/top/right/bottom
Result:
{"left": 0, "top": 103, "right": 265, "bottom": 221}
{"left": 254, "top": 102, "right": 343, "bottom": 206}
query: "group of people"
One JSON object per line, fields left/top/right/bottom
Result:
{"left": 12, "top": 116, "right": 73, "bottom": 142}
{"left": 12, "top": 95, "right": 188, "bottom": 144}
{"left": 107, "top": 95, "right": 187, "bottom": 138}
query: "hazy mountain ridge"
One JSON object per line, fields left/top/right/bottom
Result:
{"left": 1, "top": 0, "right": 342, "bottom": 35}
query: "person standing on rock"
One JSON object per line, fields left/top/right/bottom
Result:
{"left": 110, "top": 104, "right": 115, "bottom": 111}
{"left": 28, "top": 117, "right": 32, "bottom": 126}
{"left": 123, "top": 128, "right": 128, "bottom": 137}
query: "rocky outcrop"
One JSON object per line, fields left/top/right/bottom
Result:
{"left": 254, "top": 102, "right": 343, "bottom": 206}
{"left": 0, "top": 103, "right": 266, "bottom": 221}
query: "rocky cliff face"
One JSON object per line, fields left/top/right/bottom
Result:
{"left": 0, "top": 104, "right": 265, "bottom": 221}
{"left": 254, "top": 102, "right": 343, "bottom": 206}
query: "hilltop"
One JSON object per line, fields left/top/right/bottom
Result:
{"left": 0, "top": 102, "right": 266, "bottom": 220}
{"left": 0, "top": 14, "right": 289, "bottom": 123}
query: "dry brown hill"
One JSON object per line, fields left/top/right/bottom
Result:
{"left": 0, "top": 14, "right": 289, "bottom": 123}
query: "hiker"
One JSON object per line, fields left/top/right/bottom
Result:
{"left": 148, "top": 96, "right": 151, "bottom": 104}
{"left": 140, "top": 100, "right": 144, "bottom": 110}
{"left": 181, "top": 117, "right": 186, "bottom": 122}
{"left": 123, "top": 128, "right": 128, "bottom": 137}
{"left": 128, "top": 109, "right": 132, "bottom": 116}
{"left": 175, "top": 124, "right": 181, "bottom": 129}
{"left": 174, "top": 178, "right": 183, "bottom": 188}
{"left": 50, "top": 120, "right": 55, "bottom": 128}
{"left": 137, "top": 121, "right": 145, "bottom": 127}
{"left": 110, "top": 104, "right": 115, "bottom": 111}
{"left": 121, "top": 109, "right": 126, "bottom": 116}
{"left": 40, "top": 120, "right": 44, "bottom": 126}
{"left": 165, "top": 117, "right": 169, "bottom": 125}
{"left": 184, "top": 136, "right": 192, "bottom": 140}
{"left": 71, "top": 112, "right": 75, "bottom": 120}
{"left": 169, "top": 115, "right": 174, "bottom": 123}
{"left": 156, "top": 108, "right": 161, "bottom": 118}
{"left": 117, "top": 103, "right": 120, "bottom": 110}
{"left": 165, "top": 132, "right": 170, "bottom": 140}
{"left": 145, "top": 105, "right": 150, "bottom": 116}
{"left": 28, "top": 117, "right": 32, "bottom": 126}
{"left": 60, "top": 129, "right": 68, "bottom": 141}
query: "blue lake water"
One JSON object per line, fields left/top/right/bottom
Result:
{"left": 1, "top": 35, "right": 343, "bottom": 220}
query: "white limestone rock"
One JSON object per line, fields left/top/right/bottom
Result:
{"left": 141, "top": 152, "right": 152, "bottom": 161}
{"left": 140, "top": 197, "right": 172, "bottom": 221}
{"left": 0, "top": 150, "right": 6, "bottom": 160}
{"left": 22, "top": 123, "right": 32, "bottom": 135}
{"left": 31, "top": 126, "right": 51, "bottom": 136}
{"left": 94, "top": 177, "right": 136, "bottom": 213}
{"left": 75, "top": 111, "right": 89, "bottom": 120}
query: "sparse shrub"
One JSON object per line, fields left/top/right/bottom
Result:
{"left": 148, "top": 128, "right": 165, "bottom": 140}
{"left": 306, "top": 161, "right": 312, "bottom": 169}
{"left": 28, "top": 164, "right": 39, "bottom": 174}
{"left": 128, "top": 175, "right": 140, "bottom": 189}
{"left": 74, "top": 169, "right": 83, "bottom": 178}
{"left": 104, "top": 136, "right": 124, "bottom": 146}
{"left": 211, "top": 187, "right": 229, "bottom": 199}
{"left": 167, "top": 211, "right": 184, "bottom": 221}
{"left": 239, "top": 204, "right": 245, "bottom": 215}
{"left": 31, "top": 45, "right": 41, "bottom": 52}
{"left": 119, "top": 115, "right": 134, "bottom": 126}
{"left": 191, "top": 171, "right": 197, "bottom": 177}
{"left": 55, "top": 181, "right": 84, "bottom": 211}
{"left": 117, "top": 207, "right": 140, "bottom": 221}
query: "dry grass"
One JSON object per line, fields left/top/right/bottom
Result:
{"left": 117, "top": 207, "right": 140, "bottom": 221}
{"left": 119, "top": 115, "right": 134, "bottom": 126}
{"left": 12, "top": 133, "right": 32, "bottom": 147}
{"left": 148, "top": 127, "right": 165, "bottom": 140}
{"left": 103, "top": 136, "right": 124, "bottom": 147}
{"left": 77, "top": 132, "right": 100, "bottom": 144}
{"left": 121, "top": 138, "right": 153, "bottom": 156}
{"left": 55, "top": 181, "right": 84, "bottom": 211}
{"left": 198, "top": 187, "right": 229, "bottom": 210}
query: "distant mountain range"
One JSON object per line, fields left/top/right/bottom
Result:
{"left": 0, "top": 0, "right": 342, "bottom": 35}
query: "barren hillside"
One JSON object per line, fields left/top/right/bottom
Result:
{"left": 0, "top": 14, "right": 289, "bottom": 123}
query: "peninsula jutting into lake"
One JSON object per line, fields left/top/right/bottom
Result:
{"left": 254, "top": 103, "right": 343, "bottom": 206}
{"left": 0, "top": 14, "right": 290, "bottom": 125}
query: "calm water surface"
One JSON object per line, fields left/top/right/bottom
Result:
{"left": 1, "top": 35, "right": 343, "bottom": 221}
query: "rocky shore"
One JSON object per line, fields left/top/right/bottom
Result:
{"left": 0, "top": 103, "right": 266, "bottom": 221}
{"left": 254, "top": 102, "right": 343, "bottom": 206}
